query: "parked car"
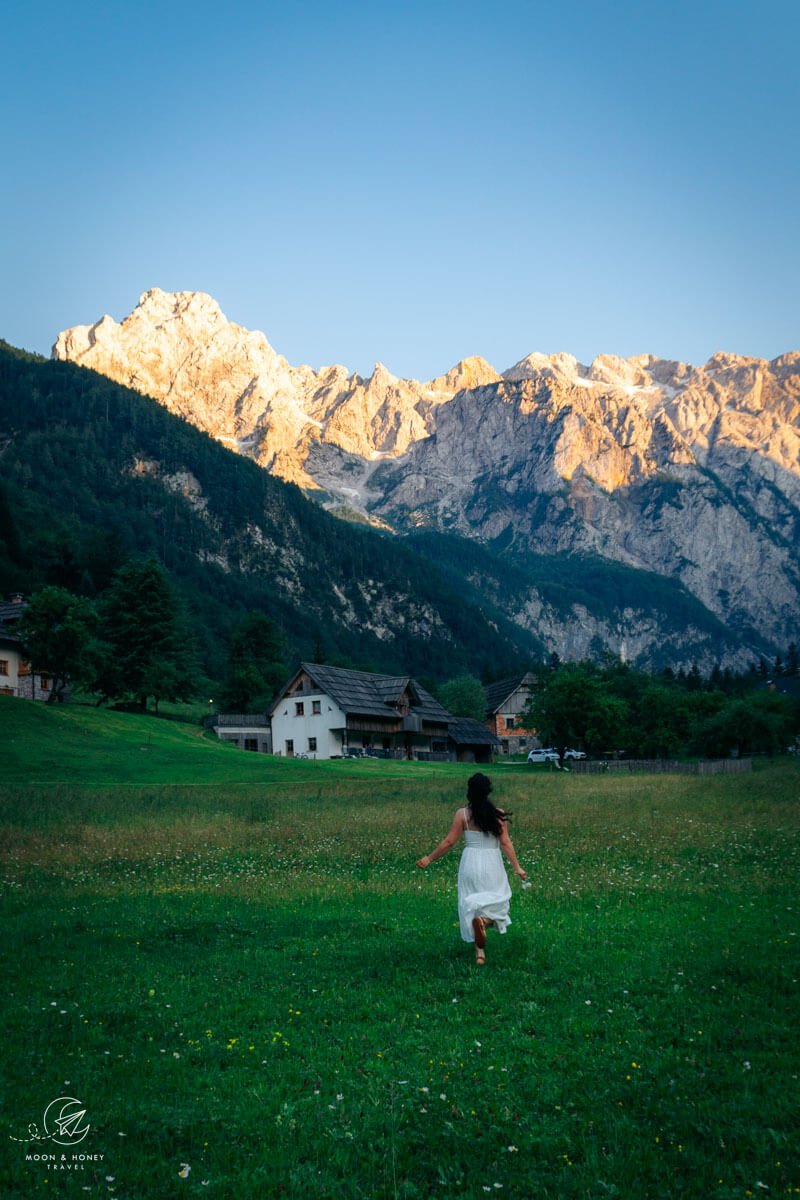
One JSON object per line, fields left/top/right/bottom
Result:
{"left": 564, "top": 748, "right": 587, "bottom": 760}
{"left": 527, "top": 748, "right": 560, "bottom": 764}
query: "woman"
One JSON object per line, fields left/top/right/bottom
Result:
{"left": 416, "top": 772, "right": 527, "bottom": 965}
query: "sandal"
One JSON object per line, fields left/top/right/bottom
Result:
{"left": 475, "top": 947, "right": 486, "bottom": 965}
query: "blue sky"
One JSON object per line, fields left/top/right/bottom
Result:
{"left": 2, "top": 0, "right": 798, "bottom": 379}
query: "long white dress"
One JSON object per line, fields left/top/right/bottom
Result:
{"left": 457, "top": 807, "right": 513, "bottom": 943}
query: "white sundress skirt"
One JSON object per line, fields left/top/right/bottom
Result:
{"left": 457, "top": 830, "right": 512, "bottom": 942}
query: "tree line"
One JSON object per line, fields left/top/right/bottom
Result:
{"left": 16, "top": 560, "right": 286, "bottom": 714}
{"left": 436, "top": 656, "right": 800, "bottom": 760}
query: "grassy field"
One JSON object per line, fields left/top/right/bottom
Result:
{"left": 1, "top": 698, "right": 798, "bottom": 1198}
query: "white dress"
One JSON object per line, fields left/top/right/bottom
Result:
{"left": 457, "top": 807, "right": 512, "bottom": 942}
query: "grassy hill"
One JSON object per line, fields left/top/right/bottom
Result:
{"left": 0, "top": 696, "right": 469, "bottom": 790}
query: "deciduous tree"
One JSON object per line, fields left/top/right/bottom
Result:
{"left": 18, "top": 586, "right": 99, "bottom": 702}
{"left": 437, "top": 674, "right": 487, "bottom": 722}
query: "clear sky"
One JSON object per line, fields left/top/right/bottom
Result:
{"left": 2, "top": 0, "right": 798, "bottom": 380}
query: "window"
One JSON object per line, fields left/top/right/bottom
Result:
{"left": 312, "top": 700, "right": 321, "bottom": 715}
{"left": 295, "top": 701, "right": 305, "bottom": 716}
{"left": 308, "top": 737, "right": 317, "bottom": 752}
{"left": 244, "top": 738, "right": 258, "bottom": 752}
{"left": 40, "top": 677, "right": 51, "bottom": 690}
{"left": 285, "top": 740, "right": 294, "bottom": 756}
{"left": 0, "top": 660, "right": 8, "bottom": 676}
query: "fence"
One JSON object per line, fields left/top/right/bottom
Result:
{"left": 570, "top": 758, "right": 753, "bottom": 776}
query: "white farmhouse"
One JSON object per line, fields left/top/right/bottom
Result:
{"left": 0, "top": 595, "right": 53, "bottom": 701}
{"left": 269, "top": 662, "right": 453, "bottom": 760}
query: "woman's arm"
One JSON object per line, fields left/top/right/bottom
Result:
{"left": 416, "top": 811, "right": 464, "bottom": 868}
{"left": 499, "top": 821, "right": 527, "bottom": 880}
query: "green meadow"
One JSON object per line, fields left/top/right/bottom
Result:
{"left": 1, "top": 697, "right": 798, "bottom": 1199}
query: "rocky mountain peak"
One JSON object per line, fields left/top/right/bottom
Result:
{"left": 503, "top": 351, "right": 582, "bottom": 384}
{"left": 366, "top": 362, "right": 399, "bottom": 389}
{"left": 52, "top": 291, "right": 800, "bottom": 656}
{"left": 137, "top": 286, "right": 224, "bottom": 322}
{"left": 587, "top": 354, "right": 653, "bottom": 389}
{"left": 428, "top": 356, "right": 501, "bottom": 394}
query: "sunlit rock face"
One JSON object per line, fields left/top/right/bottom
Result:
{"left": 54, "top": 289, "right": 455, "bottom": 486}
{"left": 54, "top": 291, "right": 800, "bottom": 647}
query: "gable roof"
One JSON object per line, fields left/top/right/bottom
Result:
{"left": 0, "top": 619, "right": 22, "bottom": 648}
{"left": 0, "top": 599, "right": 26, "bottom": 627}
{"left": 485, "top": 672, "right": 538, "bottom": 714}
{"left": 447, "top": 717, "right": 501, "bottom": 746}
{"left": 272, "top": 663, "right": 453, "bottom": 724}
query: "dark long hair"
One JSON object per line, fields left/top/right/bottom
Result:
{"left": 466, "top": 773, "right": 512, "bottom": 837}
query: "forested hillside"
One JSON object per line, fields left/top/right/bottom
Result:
{"left": 0, "top": 342, "right": 543, "bottom": 683}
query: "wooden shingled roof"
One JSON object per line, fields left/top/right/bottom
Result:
{"left": 447, "top": 717, "right": 501, "bottom": 746}
{"left": 484, "top": 672, "right": 538, "bottom": 714}
{"left": 0, "top": 600, "right": 25, "bottom": 626}
{"left": 286, "top": 662, "right": 454, "bottom": 724}
{"left": 0, "top": 599, "right": 25, "bottom": 647}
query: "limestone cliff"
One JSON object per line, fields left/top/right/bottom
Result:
{"left": 53, "top": 290, "right": 800, "bottom": 655}
{"left": 53, "top": 289, "right": 457, "bottom": 487}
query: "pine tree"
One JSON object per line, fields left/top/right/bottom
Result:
{"left": 96, "top": 559, "right": 197, "bottom": 710}
{"left": 787, "top": 642, "right": 799, "bottom": 677}
{"left": 219, "top": 612, "right": 286, "bottom": 711}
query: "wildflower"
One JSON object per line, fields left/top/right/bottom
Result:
{"left": 178, "top": 1163, "right": 191, "bottom": 1179}
{"left": 507, "top": 1145, "right": 519, "bottom": 1152}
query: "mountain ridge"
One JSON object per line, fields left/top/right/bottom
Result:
{"left": 49, "top": 290, "right": 800, "bottom": 660}
{"left": 0, "top": 337, "right": 760, "bottom": 675}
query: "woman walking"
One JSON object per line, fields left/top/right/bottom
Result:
{"left": 416, "top": 773, "right": 527, "bottom": 964}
